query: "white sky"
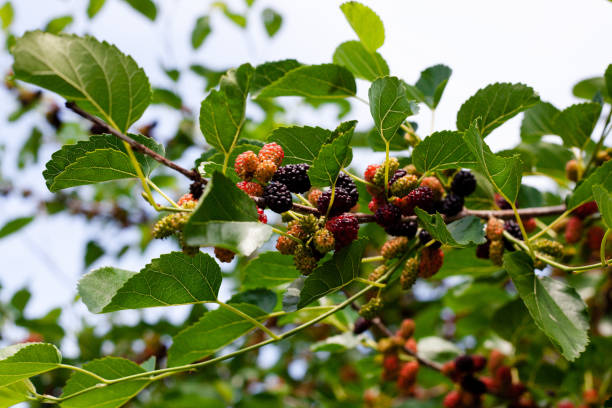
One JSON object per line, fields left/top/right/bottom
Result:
{"left": 0, "top": 0, "right": 610, "bottom": 351}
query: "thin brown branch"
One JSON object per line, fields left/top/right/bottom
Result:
{"left": 65, "top": 101, "right": 203, "bottom": 182}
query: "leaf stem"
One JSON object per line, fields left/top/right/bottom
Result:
{"left": 361, "top": 255, "right": 384, "bottom": 263}
{"left": 384, "top": 142, "right": 390, "bottom": 196}
{"left": 509, "top": 202, "right": 534, "bottom": 258}
{"left": 295, "top": 193, "right": 313, "bottom": 207}
{"left": 354, "top": 277, "right": 385, "bottom": 288}
{"left": 529, "top": 209, "right": 571, "bottom": 241}
{"left": 217, "top": 301, "right": 280, "bottom": 340}
{"left": 342, "top": 167, "right": 376, "bottom": 188}
{"left": 146, "top": 179, "right": 180, "bottom": 209}
{"left": 601, "top": 229, "right": 611, "bottom": 268}
{"left": 57, "top": 363, "right": 111, "bottom": 384}
{"left": 124, "top": 142, "right": 160, "bottom": 210}
{"left": 270, "top": 227, "right": 303, "bottom": 244}
{"left": 584, "top": 107, "right": 612, "bottom": 174}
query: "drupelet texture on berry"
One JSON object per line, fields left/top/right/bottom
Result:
{"left": 398, "top": 186, "right": 434, "bottom": 215}
{"left": 263, "top": 181, "right": 293, "bottom": 213}
{"left": 420, "top": 176, "right": 444, "bottom": 201}
{"left": 438, "top": 193, "right": 464, "bottom": 217}
{"left": 234, "top": 150, "right": 259, "bottom": 181}
{"left": 389, "top": 169, "right": 408, "bottom": 185}
{"left": 418, "top": 247, "right": 444, "bottom": 278}
{"left": 272, "top": 163, "right": 311, "bottom": 193}
{"left": 257, "top": 208, "right": 267, "bottom": 224}
{"left": 450, "top": 170, "right": 477, "bottom": 197}
{"left": 236, "top": 181, "right": 263, "bottom": 197}
{"left": 364, "top": 164, "right": 380, "bottom": 183}
{"left": 254, "top": 160, "right": 277, "bottom": 183}
{"left": 375, "top": 203, "right": 402, "bottom": 227}
{"left": 325, "top": 213, "right": 359, "bottom": 249}
{"left": 258, "top": 142, "right": 284, "bottom": 166}
{"left": 317, "top": 188, "right": 357, "bottom": 216}
{"left": 385, "top": 219, "right": 417, "bottom": 238}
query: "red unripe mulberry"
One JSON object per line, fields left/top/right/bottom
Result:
{"left": 564, "top": 216, "right": 583, "bottom": 244}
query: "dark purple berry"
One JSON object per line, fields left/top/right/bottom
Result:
{"left": 389, "top": 169, "right": 407, "bottom": 185}
{"left": 353, "top": 317, "right": 372, "bottom": 334}
{"left": 375, "top": 204, "right": 402, "bottom": 227}
{"left": 418, "top": 229, "right": 441, "bottom": 249}
{"left": 272, "top": 163, "right": 311, "bottom": 193}
{"left": 263, "top": 181, "right": 293, "bottom": 213}
{"left": 451, "top": 170, "right": 476, "bottom": 197}
{"left": 385, "top": 219, "right": 418, "bottom": 238}
{"left": 439, "top": 193, "right": 464, "bottom": 217}
{"left": 317, "top": 187, "right": 357, "bottom": 216}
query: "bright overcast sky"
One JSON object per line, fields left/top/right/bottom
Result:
{"left": 0, "top": 0, "right": 611, "bottom": 349}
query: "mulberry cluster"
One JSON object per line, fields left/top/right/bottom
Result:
{"left": 316, "top": 173, "right": 358, "bottom": 216}
{"left": 375, "top": 319, "right": 420, "bottom": 395}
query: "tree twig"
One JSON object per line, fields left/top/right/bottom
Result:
{"left": 65, "top": 101, "right": 203, "bottom": 183}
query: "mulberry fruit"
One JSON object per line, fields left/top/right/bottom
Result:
{"left": 564, "top": 216, "right": 582, "bottom": 244}
{"left": 234, "top": 150, "right": 259, "bottom": 181}
{"left": 476, "top": 241, "right": 490, "bottom": 259}
{"left": 398, "top": 186, "right": 434, "bottom": 215}
{"left": 236, "top": 181, "right": 263, "bottom": 197}
{"left": 420, "top": 176, "right": 445, "bottom": 201}
{"left": 486, "top": 217, "right": 504, "bottom": 241}
{"left": 494, "top": 193, "right": 512, "bottom": 210}
{"left": 397, "top": 361, "right": 419, "bottom": 392}
{"left": 359, "top": 297, "right": 383, "bottom": 319}
{"left": 573, "top": 201, "right": 598, "bottom": 219}
{"left": 177, "top": 193, "right": 196, "bottom": 206}
{"left": 276, "top": 235, "right": 297, "bottom": 255}
{"left": 418, "top": 247, "right": 444, "bottom": 278}
{"left": 257, "top": 208, "right": 267, "bottom": 224}
{"left": 368, "top": 196, "right": 386, "bottom": 213}
{"left": 381, "top": 236, "right": 410, "bottom": 260}
{"left": 438, "top": 193, "right": 464, "bottom": 217}
{"left": 272, "top": 163, "right": 311, "bottom": 193}
{"left": 372, "top": 158, "right": 399, "bottom": 186}
{"left": 418, "top": 229, "right": 441, "bottom": 249}
{"left": 152, "top": 212, "right": 191, "bottom": 239}
{"left": 369, "top": 264, "right": 387, "bottom": 282}
{"left": 401, "top": 257, "right": 419, "bottom": 290}
{"left": 293, "top": 245, "right": 318, "bottom": 275}
{"left": 385, "top": 219, "right": 418, "bottom": 238}
{"left": 313, "top": 228, "right": 335, "bottom": 253}
{"left": 533, "top": 238, "right": 564, "bottom": 259}
{"left": 390, "top": 174, "right": 419, "bottom": 197}
{"left": 254, "top": 160, "right": 277, "bottom": 183}
{"left": 587, "top": 226, "right": 605, "bottom": 251}
{"left": 307, "top": 188, "right": 323, "bottom": 206}
{"left": 364, "top": 164, "right": 380, "bottom": 183}
{"left": 398, "top": 319, "right": 416, "bottom": 339}
{"left": 504, "top": 220, "right": 523, "bottom": 240}
{"left": 353, "top": 317, "right": 372, "bottom": 334}
{"left": 317, "top": 188, "right": 357, "bottom": 216}
{"left": 263, "top": 181, "right": 293, "bottom": 213}
{"left": 258, "top": 142, "right": 284, "bottom": 166}
{"left": 298, "top": 214, "right": 320, "bottom": 235}
{"left": 326, "top": 213, "right": 359, "bottom": 249}
{"left": 214, "top": 247, "right": 235, "bottom": 263}
{"left": 451, "top": 170, "right": 477, "bottom": 197}
{"left": 375, "top": 204, "right": 402, "bottom": 227}
{"left": 565, "top": 159, "right": 579, "bottom": 182}
{"left": 389, "top": 169, "right": 408, "bottom": 185}
{"left": 489, "top": 239, "right": 504, "bottom": 266}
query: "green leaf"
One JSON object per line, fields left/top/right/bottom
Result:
{"left": 61, "top": 357, "right": 148, "bottom": 408}
{"left": 13, "top": 31, "right": 151, "bottom": 133}
{"left": 456, "top": 83, "right": 540, "bottom": 137}
{"left": 242, "top": 252, "right": 301, "bottom": 289}
{"left": 79, "top": 252, "right": 222, "bottom": 313}
{"left": 167, "top": 303, "right": 266, "bottom": 367}
{"left": 84, "top": 240, "right": 104, "bottom": 268}
{"left": 200, "top": 63, "right": 253, "bottom": 162}
{"left": 262, "top": 8, "right": 282, "bottom": 37}
{"left": 44, "top": 15, "right": 73, "bottom": 34}
{"left": 369, "top": 76, "right": 418, "bottom": 145}
{"left": 414, "top": 209, "right": 485, "bottom": 248}
{"left": 407, "top": 64, "right": 452, "bottom": 109}
{"left": 297, "top": 239, "right": 367, "bottom": 308}
{"left": 307, "top": 122, "right": 355, "bottom": 187}
{"left": 0, "top": 216, "right": 34, "bottom": 239}
{"left": 573, "top": 76, "right": 611, "bottom": 103}
{"left": 183, "top": 172, "right": 273, "bottom": 256}
{"left": 251, "top": 59, "right": 301, "bottom": 93}
{"left": 0, "top": 343, "right": 61, "bottom": 387}
{"left": 256, "top": 64, "right": 356, "bottom": 99}
{"left": 568, "top": 160, "right": 612, "bottom": 210}
{"left": 152, "top": 87, "right": 182, "bottom": 109}
{"left": 463, "top": 121, "right": 522, "bottom": 203}
{"left": 0, "top": 380, "right": 32, "bottom": 407}
{"left": 87, "top": 0, "right": 106, "bottom": 18}
{"left": 412, "top": 130, "right": 476, "bottom": 174}
{"left": 43, "top": 133, "right": 164, "bottom": 192}
{"left": 213, "top": 2, "right": 246, "bottom": 28}
{"left": 191, "top": 16, "right": 211, "bottom": 49}
{"left": 553, "top": 103, "right": 602, "bottom": 149}
{"left": 592, "top": 185, "right": 612, "bottom": 229}
{"left": 18, "top": 127, "right": 43, "bottom": 169}
{"left": 0, "top": 2, "right": 13, "bottom": 30}
{"left": 228, "top": 289, "right": 277, "bottom": 313}
{"left": 340, "top": 1, "right": 384, "bottom": 52}
{"left": 332, "top": 41, "right": 389, "bottom": 82}
{"left": 520, "top": 102, "right": 560, "bottom": 143}
{"left": 267, "top": 126, "right": 332, "bottom": 165}
{"left": 121, "top": 0, "right": 156, "bottom": 20}
{"left": 504, "top": 251, "right": 589, "bottom": 361}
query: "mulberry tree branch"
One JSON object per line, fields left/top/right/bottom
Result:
{"left": 65, "top": 101, "right": 204, "bottom": 183}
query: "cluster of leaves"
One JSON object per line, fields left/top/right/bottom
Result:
{"left": 0, "top": 1, "right": 612, "bottom": 407}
